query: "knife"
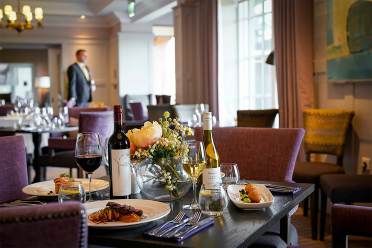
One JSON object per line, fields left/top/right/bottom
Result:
{"left": 173, "top": 217, "right": 214, "bottom": 240}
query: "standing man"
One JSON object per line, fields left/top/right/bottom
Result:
{"left": 67, "top": 49, "right": 95, "bottom": 107}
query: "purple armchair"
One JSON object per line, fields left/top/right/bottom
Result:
{"left": 0, "top": 202, "right": 87, "bottom": 248}
{"left": 332, "top": 204, "right": 372, "bottom": 248}
{"left": 0, "top": 136, "right": 28, "bottom": 202}
{"left": 129, "top": 102, "right": 146, "bottom": 121}
{"left": 39, "top": 111, "right": 114, "bottom": 178}
{"left": 194, "top": 127, "right": 305, "bottom": 182}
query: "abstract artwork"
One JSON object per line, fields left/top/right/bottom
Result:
{"left": 327, "top": 0, "right": 372, "bottom": 82}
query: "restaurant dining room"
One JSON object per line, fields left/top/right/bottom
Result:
{"left": 1, "top": 0, "right": 372, "bottom": 247}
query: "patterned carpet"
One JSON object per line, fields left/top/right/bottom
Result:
{"left": 292, "top": 207, "right": 372, "bottom": 248}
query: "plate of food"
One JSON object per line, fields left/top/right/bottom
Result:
{"left": 22, "top": 174, "right": 109, "bottom": 197}
{"left": 85, "top": 199, "right": 171, "bottom": 229}
{"left": 227, "top": 183, "right": 273, "bottom": 210}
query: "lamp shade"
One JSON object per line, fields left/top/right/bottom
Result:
{"left": 35, "top": 76, "right": 51, "bottom": 88}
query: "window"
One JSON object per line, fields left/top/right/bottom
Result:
{"left": 153, "top": 36, "right": 176, "bottom": 104}
{"left": 218, "top": 0, "right": 277, "bottom": 126}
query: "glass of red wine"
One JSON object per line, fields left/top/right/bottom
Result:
{"left": 75, "top": 132, "right": 103, "bottom": 201}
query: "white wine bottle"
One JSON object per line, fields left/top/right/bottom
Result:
{"left": 202, "top": 112, "right": 221, "bottom": 189}
{"left": 199, "top": 112, "right": 226, "bottom": 216}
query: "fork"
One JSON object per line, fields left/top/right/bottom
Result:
{"left": 164, "top": 209, "right": 202, "bottom": 238}
{"left": 147, "top": 211, "right": 185, "bottom": 236}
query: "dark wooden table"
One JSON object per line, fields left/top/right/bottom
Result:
{"left": 88, "top": 181, "right": 314, "bottom": 248}
{"left": 0, "top": 126, "right": 78, "bottom": 182}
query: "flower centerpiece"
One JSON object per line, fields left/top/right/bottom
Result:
{"left": 126, "top": 112, "right": 193, "bottom": 201}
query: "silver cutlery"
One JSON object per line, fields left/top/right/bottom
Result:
{"left": 161, "top": 209, "right": 202, "bottom": 238}
{"left": 157, "top": 217, "right": 191, "bottom": 237}
{"left": 147, "top": 211, "right": 185, "bottom": 236}
{"left": 170, "top": 209, "right": 202, "bottom": 238}
{"left": 175, "top": 213, "right": 210, "bottom": 240}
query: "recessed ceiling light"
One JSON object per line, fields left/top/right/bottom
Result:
{"left": 80, "top": 15, "right": 86, "bottom": 20}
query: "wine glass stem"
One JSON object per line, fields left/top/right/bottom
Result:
{"left": 192, "top": 179, "right": 197, "bottom": 206}
{"left": 88, "top": 173, "right": 92, "bottom": 201}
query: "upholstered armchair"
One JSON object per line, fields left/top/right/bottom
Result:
{"left": 0, "top": 202, "right": 88, "bottom": 248}
{"left": 39, "top": 111, "right": 114, "bottom": 178}
{"left": 0, "top": 136, "right": 28, "bottom": 202}
{"left": 194, "top": 127, "right": 304, "bottom": 182}
{"left": 293, "top": 109, "right": 354, "bottom": 239}
{"left": 332, "top": 204, "right": 372, "bottom": 248}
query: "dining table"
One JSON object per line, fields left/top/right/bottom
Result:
{"left": 0, "top": 125, "right": 79, "bottom": 183}
{"left": 86, "top": 180, "right": 314, "bottom": 248}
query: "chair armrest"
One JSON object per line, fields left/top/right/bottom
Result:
{"left": 332, "top": 204, "right": 372, "bottom": 248}
{"left": 48, "top": 137, "right": 76, "bottom": 150}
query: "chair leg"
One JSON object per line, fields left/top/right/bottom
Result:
{"left": 320, "top": 189, "right": 327, "bottom": 241}
{"left": 69, "top": 168, "right": 73, "bottom": 177}
{"left": 78, "top": 168, "right": 84, "bottom": 178}
{"left": 303, "top": 197, "right": 309, "bottom": 217}
{"left": 311, "top": 188, "right": 319, "bottom": 240}
{"left": 332, "top": 232, "right": 347, "bottom": 248}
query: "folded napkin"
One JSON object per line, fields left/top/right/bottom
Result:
{"left": 144, "top": 216, "right": 214, "bottom": 242}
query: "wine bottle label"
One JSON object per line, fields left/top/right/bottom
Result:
{"left": 202, "top": 167, "right": 222, "bottom": 189}
{"left": 111, "top": 149, "right": 131, "bottom": 196}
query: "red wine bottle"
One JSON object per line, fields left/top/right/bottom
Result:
{"left": 108, "top": 105, "right": 131, "bottom": 199}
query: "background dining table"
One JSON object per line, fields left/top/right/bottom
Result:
{"left": 86, "top": 180, "right": 314, "bottom": 248}
{"left": 0, "top": 125, "right": 79, "bottom": 183}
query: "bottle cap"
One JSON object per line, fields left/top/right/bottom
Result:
{"left": 203, "top": 112, "right": 212, "bottom": 130}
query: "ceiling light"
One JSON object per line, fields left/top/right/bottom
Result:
{"left": 128, "top": 0, "right": 135, "bottom": 18}
{"left": 1, "top": 3, "right": 44, "bottom": 33}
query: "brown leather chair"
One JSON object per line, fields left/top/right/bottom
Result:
{"left": 237, "top": 109, "right": 278, "bottom": 127}
{"left": 332, "top": 204, "right": 372, "bottom": 248}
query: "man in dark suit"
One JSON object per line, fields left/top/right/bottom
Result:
{"left": 67, "top": 49, "right": 95, "bottom": 107}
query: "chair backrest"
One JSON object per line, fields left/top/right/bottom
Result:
{"left": 122, "top": 94, "right": 154, "bottom": 120}
{"left": 156, "top": 95, "right": 171, "bottom": 105}
{"left": 129, "top": 102, "right": 146, "bottom": 121}
{"left": 68, "top": 107, "right": 111, "bottom": 120}
{"left": 147, "top": 105, "right": 177, "bottom": 121}
{"left": 303, "top": 109, "right": 354, "bottom": 162}
{"left": 0, "top": 136, "right": 28, "bottom": 202}
{"left": 0, "top": 104, "right": 15, "bottom": 116}
{"left": 174, "top": 104, "right": 198, "bottom": 123}
{"left": 195, "top": 127, "right": 304, "bottom": 182}
{"left": 0, "top": 202, "right": 87, "bottom": 248}
{"left": 237, "top": 109, "right": 278, "bottom": 127}
{"left": 79, "top": 111, "right": 114, "bottom": 143}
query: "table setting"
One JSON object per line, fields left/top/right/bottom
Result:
{"left": 4, "top": 110, "right": 314, "bottom": 247}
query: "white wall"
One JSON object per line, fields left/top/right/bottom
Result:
{"left": 118, "top": 31, "right": 154, "bottom": 96}
{"left": 314, "top": 0, "right": 372, "bottom": 174}
{"left": 0, "top": 26, "right": 113, "bottom": 106}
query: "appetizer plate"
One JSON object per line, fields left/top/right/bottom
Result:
{"left": 84, "top": 199, "right": 171, "bottom": 229}
{"left": 227, "top": 184, "right": 273, "bottom": 210}
{"left": 22, "top": 178, "right": 109, "bottom": 197}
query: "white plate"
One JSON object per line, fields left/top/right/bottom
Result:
{"left": 84, "top": 199, "right": 171, "bottom": 229}
{"left": 22, "top": 179, "right": 109, "bottom": 197}
{"left": 227, "top": 184, "right": 273, "bottom": 210}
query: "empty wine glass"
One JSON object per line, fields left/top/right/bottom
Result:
{"left": 220, "top": 163, "right": 240, "bottom": 189}
{"left": 75, "top": 132, "right": 103, "bottom": 201}
{"left": 182, "top": 141, "right": 206, "bottom": 210}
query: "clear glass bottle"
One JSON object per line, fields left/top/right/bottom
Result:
{"left": 199, "top": 112, "right": 227, "bottom": 216}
